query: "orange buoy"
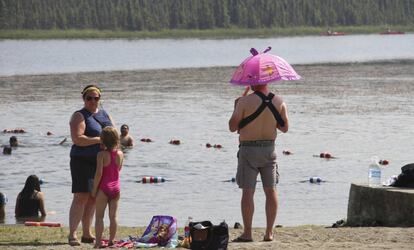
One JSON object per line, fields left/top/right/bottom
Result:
{"left": 314, "top": 152, "right": 336, "bottom": 159}
{"left": 25, "top": 221, "right": 61, "bottom": 227}
{"left": 379, "top": 159, "right": 389, "bottom": 165}
{"left": 141, "top": 176, "right": 165, "bottom": 183}
{"left": 169, "top": 139, "right": 180, "bottom": 145}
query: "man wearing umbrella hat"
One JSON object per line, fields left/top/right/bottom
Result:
{"left": 228, "top": 47, "right": 299, "bottom": 242}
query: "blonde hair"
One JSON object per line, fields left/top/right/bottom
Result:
{"left": 100, "top": 127, "right": 119, "bottom": 150}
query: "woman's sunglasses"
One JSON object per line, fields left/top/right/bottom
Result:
{"left": 85, "top": 96, "right": 100, "bottom": 101}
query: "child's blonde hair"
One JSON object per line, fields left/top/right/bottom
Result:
{"left": 100, "top": 127, "right": 120, "bottom": 150}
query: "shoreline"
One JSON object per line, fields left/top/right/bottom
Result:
{"left": 0, "top": 25, "right": 413, "bottom": 40}
{"left": 1, "top": 225, "right": 414, "bottom": 249}
{"left": 1, "top": 59, "right": 413, "bottom": 79}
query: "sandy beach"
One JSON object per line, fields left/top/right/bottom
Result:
{"left": 1, "top": 225, "right": 414, "bottom": 249}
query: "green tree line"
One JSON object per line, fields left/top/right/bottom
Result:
{"left": 0, "top": 0, "right": 413, "bottom": 30}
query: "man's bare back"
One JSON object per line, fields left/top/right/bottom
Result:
{"left": 229, "top": 86, "right": 288, "bottom": 141}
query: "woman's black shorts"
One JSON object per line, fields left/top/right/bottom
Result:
{"left": 70, "top": 156, "right": 96, "bottom": 193}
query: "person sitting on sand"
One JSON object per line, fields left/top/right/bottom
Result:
{"left": 120, "top": 124, "right": 134, "bottom": 148}
{"left": 15, "top": 175, "right": 46, "bottom": 219}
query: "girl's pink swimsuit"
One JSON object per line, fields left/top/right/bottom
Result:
{"left": 99, "top": 150, "right": 120, "bottom": 199}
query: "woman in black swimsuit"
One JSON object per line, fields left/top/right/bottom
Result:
{"left": 15, "top": 175, "right": 46, "bottom": 218}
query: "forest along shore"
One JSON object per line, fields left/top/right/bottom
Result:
{"left": 1, "top": 25, "right": 413, "bottom": 39}
{"left": 1, "top": 0, "right": 413, "bottom": 39}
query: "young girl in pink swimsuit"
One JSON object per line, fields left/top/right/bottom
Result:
{"left": 91, "top": 127, "right": 124, "bottom": 248}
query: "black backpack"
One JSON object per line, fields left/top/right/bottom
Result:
{"left": 190, "top": 221, "right": 229, "bottom": 250}
{"left": 391, "top": 163, "right": 414, "bottom": 188}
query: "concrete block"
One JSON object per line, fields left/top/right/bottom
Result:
{"left": 347, "top": 183, "right": 414, "bottom": 226}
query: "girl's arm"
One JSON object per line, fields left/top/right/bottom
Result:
{"left": 92, "top": 152, "right": 104, "bottom": 197}
{"left": 37, "top": 192, "right": 46, "bottom": 217}
{"left": 118, "top": 151, "right": 124, "bottom": 171}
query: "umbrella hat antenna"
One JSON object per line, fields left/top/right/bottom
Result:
{"left": 263, "top": 46, "right": 272, "bottom": 53}
{"left": 250, "top": 48, "right": 259, "bottom": 56}
{"left": 249, "top": 47, "right": 272, "bottom": 56}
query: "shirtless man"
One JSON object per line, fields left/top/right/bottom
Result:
{"left": 120, "top": 124, "right": 134, "bottom": 148}
{"left": 229, "top": 84, "right": 288, "bottom": 242}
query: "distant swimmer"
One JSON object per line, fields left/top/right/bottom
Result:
{"left": 3, "top": 146, "right": 12, "bottom": 155}
{"left": 9, "top": 136, "right": 18, "bottom": 147}
{"left": 120, "top": 124, "right": 134, "bottom": 148}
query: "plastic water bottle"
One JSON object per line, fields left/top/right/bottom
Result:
{"left": 368, "top": 156, "right": 381, "bottom": 187}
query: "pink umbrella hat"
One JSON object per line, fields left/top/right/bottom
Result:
{"left": 230, "top": 47, "right": 301, "bottom": 86}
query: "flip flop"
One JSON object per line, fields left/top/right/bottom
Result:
{"left": 68, "top": 237, "right": 81, "bottom": 246}
{"left": 232, "top": 236, "right": 253, "bottom": 242}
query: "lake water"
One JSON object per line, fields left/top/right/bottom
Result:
{"left": 0, "top": 35, "right": 414, "bottom": 228}
{"left": 0, "top": 34, "right": 413, "bottom": 76}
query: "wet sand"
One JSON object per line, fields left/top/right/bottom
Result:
{"left": 1, "top": 60, "right": 414, "bottom": 105}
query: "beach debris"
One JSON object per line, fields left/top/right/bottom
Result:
{"left": 169, "top": 139, "right": 180, "bottom": 145}
{"left": 331, "top": 219, "right": 346, "bottom": 228}
{"left": 3, "top": 128, "right": 26, "bottom": 133}
{"left": 379, "top": 159, "right": 389, "bottom": 165}
{"left": 283, "top": 150, "right": 292, "bottom": 155}
{"left": 234, "top": 222, "right": 243, "bottom": 229}
{"left": 140, "top": 138, "right": 153, "bottom": 142}
{"left": 383, "top": 175, "right": 398, "bottom": 186}
{"left": 140, "top": 176, "right": 166, "bottom": 184}
{"left": 46, "top": 131, "right": 54, "bottom": 136}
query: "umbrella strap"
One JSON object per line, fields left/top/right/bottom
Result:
{"left": 238, "top": 92, "right": 285, "bottom": 129}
